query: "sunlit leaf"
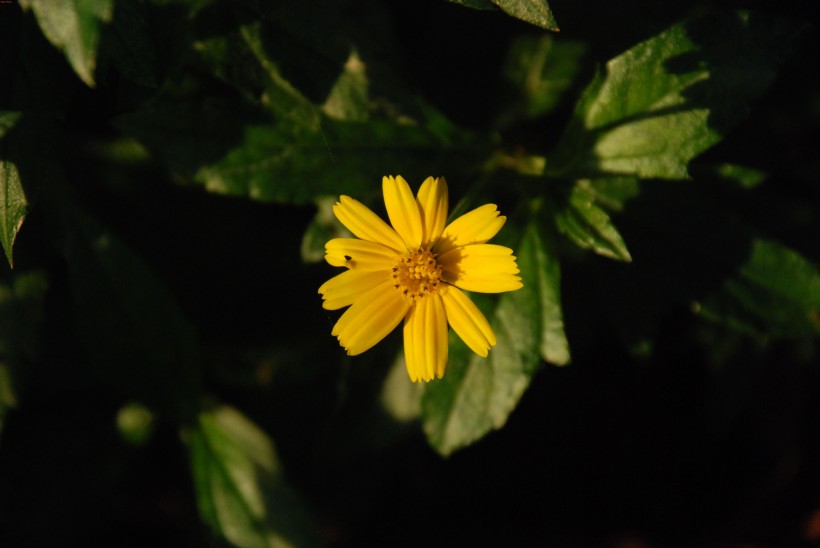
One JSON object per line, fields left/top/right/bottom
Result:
{"left": 118, "top": 17, "right": 491, "bottom": 205}
{"left": 554, "top": 184, "right": 632, "bottom": 262}
{"left": 19, "top": 0, "right": 114, "bottom": 86}
{"left": 697, "top": 163, "right": 768, "bottom": 189}
{"left": 187, "top": 404, "right": 318, "bottom": 548}
{"left": 448, "top": 0, "right": 559, "bottom": 30}
{"left": 0, "top": 113, "right": 21, "bottom": 137}
{"left": 696, "top": 239, "right": 820, "bottom": 338}
{"left": 548, "top": 11, "right": 806, "bottom": 179}
{"left": 423, "top": 216, "right": 567, "bottom": 455}
{"left": 301, "top": 197, "right": 342, "bottom": 263}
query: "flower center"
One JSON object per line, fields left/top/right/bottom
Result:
{"left": 392, "top": 248, "right": 443, "bottom": 301}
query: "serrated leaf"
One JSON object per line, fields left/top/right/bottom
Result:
{"left": 187, "top": 404, "right": 317, "bottom": 548}
{"left": 698, "top": 163, "right": 768, "bottom": 189}
{"left": 116, "top": 98, "right": 486, "bottom": 205}
{"left": 19, "top": 0, "right": 114, "bottom": 87}
{"left": 554, "top": 184, "right": 632, "bottom": 262}
{"left": 696, "top": 239, "right": 820, "bottom": 338}
{"left": 0, "top": 161, "right": 27, "bottom": 269}
{"left": 65, "top": 210, "right": 200, "bottom": 414}
{"left": 0, "top": 112, "right": 21, "bottom": 137}
{"left": 447, "top": 0, "right": 558, "bottom": 29}
{"left": 0, "top": 113, "right": 26, "bottom": 268}
{"left": 548, "top": 11, "right": 806, "bottom": 179}
{"left": 120, "top": 16, "right": 490, "bottom": 205}
{"left": 422, "top": 217, "right": 567, "bottom": 455}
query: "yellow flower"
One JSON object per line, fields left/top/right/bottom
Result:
{"left": 318, "top": 176, "right": 523, "bottom": 382}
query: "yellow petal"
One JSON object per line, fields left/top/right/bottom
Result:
{"left": 331, "top": 279, "right": 410, "bottom": 355}
{"left": 402, "top": 295, "right": 448, "bottom": 382}
{"left": 324, "top": 238, "right": 398, "bottom": 270}
{"left": 382, "top": 175, "right": 423, "bottom": 249}
{"left": 319, "top": 269, "right": 391, "bottom": 310}
{"left": 434, "top": 204, "right": 506, "bottom": 254}
{"left": 333, "top": 195, "right": 406, "bottom": 252}
{"left": 416, "top": 176, "right": 448, "bottom": 247}
{"left": 439, "top": 244, "right": 523, "bottom": 293}
{"left": 440, "top": 286, "right": 496, "bottom": 357}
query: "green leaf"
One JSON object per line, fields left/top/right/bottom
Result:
{"left": 187, "top": 404, "right": 318, "bottom": 548}
{"left": 697, "top": 163, "right": 768, "bottom": 189}
{"left": 447, "top": 0, "right": 559, "bottom": 30}
{"left": 492, "top": 0, "right": 558, "bottom": 31}
{"left": 64, "top": 210, "right": 200, "bottom": 415}
{"left": 422, "top": 216, "right": 567, "bottom": 455}
{"left": 116, "top": 19, "right": 489, "bottom": 205}
{"left": 0, "top": 112, "right": 21, "bottom": 137}
{"left": 322, "top": 49, "right": 370, "bottom": 122}
{"left": 554, "top": 183, "right": 632, "bottom": 262}
{"left": 548, "top": 11, "right": 806, "bottom": 179}
{"left": 301, "top": 197, "right": 342, "bottom": 263}
{"left": 695, "top": 239, "right": 820, "bottom": 338}
{"left": 0, "top": 113, "right": 25, "bottom": 268}
{"left": 0, "top": 270, "right": 48, "bottom": 441}
{"left": 19, "top": 0, "right": 114, "bottom": 87}
{"left": 496, "top": 35, "right": 585, "bottom": 128}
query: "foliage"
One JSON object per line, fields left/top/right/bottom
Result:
{"left": 1, "top": 0, "right": 818, "bottom": 545}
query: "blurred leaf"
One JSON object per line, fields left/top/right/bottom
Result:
{"left": 116, "top": 401, "right": 155, "bottom": 447}
{"left": 1, "top": 112, "right": 27, "bottom": 268}
{"left": 19, "top": 0, "right": 114, "bottom": 86}
{"left": 548, "top": 11, "right": 806, "bottom": 179}
{"left": 448, "top": 0, "right": 559, "bottom": 30}
{"left": 0, "top": 270, "right": 48, "bottom": 440}
{"left": 301, "top": 197, "right": 342, "bottom": 263}
{"left": 100, "top": 0, "right": 158, "bottom": 87}
{"left": 64, "top": 210, "right": 200, "bottom": 415}
{"left": 496, "top": 35, "right": 585, "bottom": 128}
{"left": 322, "top": 49, "right": 369, "bottom": 122}
{"left": 554, "top": 183, "right": 632, "bottom": 262}
{"left": 698, "top": 163, "right": 768, "bottom": 189}
{"left": 696, "top": 239, "right": 820, "bottom": 338}
{"left": 187, "top": 404, "right": 318, "bottom": 548}
{"left": 114, "top": 18, "right": 492, "bottom": 204}
{"left": 423, "top": 216, "right": 566, "bottom": 455}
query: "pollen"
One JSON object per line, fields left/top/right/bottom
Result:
{"left": 391, "top": 247, "right": 443, "bottom": 301}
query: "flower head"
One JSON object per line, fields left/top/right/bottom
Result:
{"left": 319, "top": 176, "right": 523, "bottom": 382}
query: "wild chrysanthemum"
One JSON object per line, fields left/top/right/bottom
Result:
{"left": 318, "top": 176, "right": 523, "bottom": 382}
